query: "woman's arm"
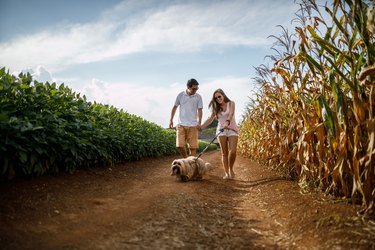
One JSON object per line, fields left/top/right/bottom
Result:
{"left": 201, "top": 112, "right": 216, "bottom": 129}
{"left": 227, "top": 101, "right": 235, "bottom": 122}
{"left": 197, "top": 108, "right": 203, "bottom": 129}
{"left": 223, "top": 101, "right": 235, "bottom": 129}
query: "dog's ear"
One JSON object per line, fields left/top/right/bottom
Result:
{"left": 179, "top": 160, "right": 188, "bottom": 176}
{"left": 171, "top": 160, "right": 176, "bottom": 176}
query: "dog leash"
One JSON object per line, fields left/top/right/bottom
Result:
{"left": 195, "top": 128, "right": 224, "bottom": 161}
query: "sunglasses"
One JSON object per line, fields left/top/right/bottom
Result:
{"left": 215, "top": 95, "right": 223, "bottom": 100}
{"left": 191, "top": 87, "right": 199, "bottom": 91}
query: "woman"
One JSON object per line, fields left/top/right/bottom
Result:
{"left": 201, "top": 89, "right": 238, "bottom": 179}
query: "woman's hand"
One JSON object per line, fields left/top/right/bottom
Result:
{"left": 223, "top": 120, "right": 230, "bottom": 129}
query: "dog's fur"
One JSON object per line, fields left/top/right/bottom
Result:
{"left": 170, "top": 156, "right": 212, "bottom": 182}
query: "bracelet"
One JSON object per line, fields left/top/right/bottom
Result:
{"left": 226, "top": 120, "right": 231, "bottom": 125}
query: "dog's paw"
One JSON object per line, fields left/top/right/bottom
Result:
{"left": 181, "top": 175, "right": 190, "bottom": 182}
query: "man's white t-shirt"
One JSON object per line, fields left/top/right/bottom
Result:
{"left": 174, "top": 91, "right": 203, "bottom": 126}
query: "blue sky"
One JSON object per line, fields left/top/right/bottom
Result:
{"left": 0, "top": 0, "right": 304, "bottom": 127}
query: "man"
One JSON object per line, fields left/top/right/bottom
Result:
{"left": 169, "top": 78, "right": 203, "bottom": 158}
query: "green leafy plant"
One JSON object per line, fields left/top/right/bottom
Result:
{"left": 0, "top": 68, "right": 178, "bottom": 179}
{"left": 198, "top": 139, "right": 219, "bottom": 153}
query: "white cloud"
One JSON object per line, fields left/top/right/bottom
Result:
{"left": 77, "top": 76, "right": 254, "bottom": 128}
{"left": 1, "top": 0, "right": 296, "bottom": 128}
{"left": 1, "top": 22, "right": 118, "bottom": 72}
{"left": 12, "top": 65, "right": 54, "bottom": 83}
{"left": 17, "top": 65, "right": 254, "bottom": 128}
{"left": 81, "top": 79, "right": 111, "bottom": 104}
{"left": 33, "top": 65, "right": 55, "bottom": 83}
{"left": 0, "top": 0, "right": 298, "bottom": 72}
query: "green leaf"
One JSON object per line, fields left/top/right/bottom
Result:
{"left": 0, "top": 113, "right": 8, "bottom": 122}
{"left": 1, "top": 157, "right": 9, "bottom": 175}
{"left": 317, "top": 95, "right": 336, "bottom": 140}
{"left": 300, "top": 45, "right": 323, "bottom": 74}
{"left": 330, "top": 73, "right": 345, "bottom": 128}
{"left": 18, "top": 151, "right": 28, "bottom": 163}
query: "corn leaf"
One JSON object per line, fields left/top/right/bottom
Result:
{"left": 317, "top": 95, "right": 336, "bottom": 142}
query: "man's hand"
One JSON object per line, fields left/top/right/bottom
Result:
{"left": 196, "top": 123, "right": 202, "bottom": 130}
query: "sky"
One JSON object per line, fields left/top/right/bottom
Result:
{"left": 0, "top": 0, "right": 306, "bottom": 128}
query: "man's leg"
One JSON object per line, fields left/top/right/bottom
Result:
{"left": 190, "top": 148, "right": 197, "bottom": 156}
{"left": 187, "top": 126, "right": 199, "bottom": 156}
{"left": 178, "top": 147, "right": 188, "bottom": 158}
{"left": 176, "top": 126, "right": 188, "bottom": 158}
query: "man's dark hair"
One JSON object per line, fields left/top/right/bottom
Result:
{"left": 187, "top": 78, "right": 199, "bottom": 88}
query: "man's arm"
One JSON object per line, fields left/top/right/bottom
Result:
{"left": 169, "top": 105, "right": 178, "bottom": 128}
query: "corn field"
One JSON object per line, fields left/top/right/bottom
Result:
{"left": 239, "top": 0, "right": 375, "bottom": 215}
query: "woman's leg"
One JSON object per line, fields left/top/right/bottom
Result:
{"left": 218, "top": 136, "right": 229, "bottom": 178}
{"left": 228, "top": 136, "right": 238, "bottom": 178}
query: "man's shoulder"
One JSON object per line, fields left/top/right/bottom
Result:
{"left": 178, "top": 91, "right": 187, "bottom": 96}
{"left": 194, "top": 93, "right": 203, "bottom": 101}
{"left": 177, "top": 91, "right": 187, "bottom": 97}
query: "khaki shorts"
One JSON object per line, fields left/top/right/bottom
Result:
{"left": 176, "top": 125, "right": 198, "bottom": 149}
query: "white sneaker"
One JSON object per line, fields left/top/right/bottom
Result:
{"left": 223, "top": 174, "right": 230, "bottom": 180}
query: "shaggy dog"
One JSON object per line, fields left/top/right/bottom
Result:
{"left": 170, "top": 156, "right": 212, "bottom": 182}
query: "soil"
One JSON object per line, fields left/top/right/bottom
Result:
{"left": 0, "top": 150, "right": 374, "bottom": 250}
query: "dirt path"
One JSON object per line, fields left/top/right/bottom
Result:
{"left": 0, "top": 150, "right": 374, "bottom": 250}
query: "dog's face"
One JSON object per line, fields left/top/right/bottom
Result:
{"left": 170, "top": 156, "right": 212, "bottom": 182}
{"left": 171, "top": 159, "right": 188, "bottom": 181}
{"left": 171, "top": 160, "right": 182, "bottom": 176}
